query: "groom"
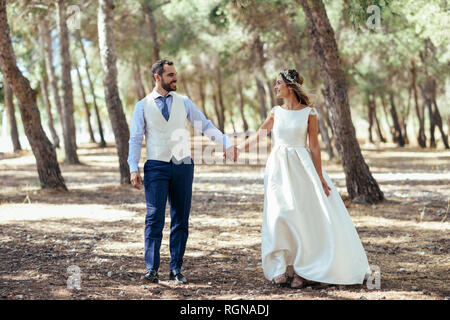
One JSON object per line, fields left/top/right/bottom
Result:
{"left": 128, "top": 59, "right": 239, "bottom": 284}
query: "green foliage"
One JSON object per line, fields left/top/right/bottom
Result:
{"left": 2, "top": 0, "right": 448, "bottom": 136}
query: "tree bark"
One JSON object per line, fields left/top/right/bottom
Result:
{"left": 388, "top": 92, "right": 405, "bottom": 147}
{"left": 0, "top": 0, "right": 66, "bottom": 190}
{"left": 432, "top": 97, "right": 449, "bottom": 149}
{"left": 237, "top": 73, "right": 249, "bottom": 133}
{"left": 410, "top": 59, "right": 426, "bottom": 148}
{"left": 372, "top": 97, "right": 386, "bottom": 143}
{"left": 379, "top": 93, "right": 395, "bottom": 142}
{"left": 215, "top": 65, "right": 226, "bottom": 132}
{"left": 255, "top": 76, "right": 267, "bottom": 122}
{"left": 367, "top": 94, "right": 374, "bottom": 144}
{"left": 4, "top": 79, "right": 21, "bottom": 151}
{"left": 316, "top": 104, "right": 334, "bottom": 160}
{"left": 197, "top": 77, "right": 208, "bottom": 118}
{"left": 76, "top": 30, "right": 106, "bottom": 147}
{"left": 133, "top": 59, "right": 146, "bottom": 100}
{"left": 98, "top": 0, "right": 130, "bottom": 184}
{"left": 57, "top": 0, "right": 79, "bottom": 164}
{"left": 321, "top": 88, "right": 339, "bottom": 160}
{"left": 401, "top": 85, "right": 412, "bottom": 145}
{"left": 142, "top": 0, "right": 162, "bottom": 62}
{"left": 212, "top": 92, "right": 223, "bottom": 132}
{"left": 75, "top": 64, "right": 96, "bottom": 143}
{"left": 38, "top": 17, "right": 65, "bottom": 145}
{"left": 266, "top": 79, "right": 276, "bottom": 109}
{"left": 299, "top": 0, "right": 384, "bottom": 203}
{"left": 40, "top": 76, "right": 60, "bottom": 148}
{"left": 419, "top": 82, "right": 436, "bottom": 148}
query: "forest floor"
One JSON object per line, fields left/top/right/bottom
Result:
{"left": 0, "top": 139, "right": 449, "bottom": 300}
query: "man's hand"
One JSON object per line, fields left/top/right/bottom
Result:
{"left": 130, "top": 171, "right": 143, "bottom": 190}
{"left": 223, "top": 146, "right": 239, "bottom": 162}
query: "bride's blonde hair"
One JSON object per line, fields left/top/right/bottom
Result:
{"left": 280, "top": 69, "right": 313, "bottom": 106}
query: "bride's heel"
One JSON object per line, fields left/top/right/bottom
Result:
{"left": 290, "top": 274, "right": 305, "bottom": 289}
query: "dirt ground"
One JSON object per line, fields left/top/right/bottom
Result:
{"left": 0, "top": 139, "right": 449, "bottom": 300}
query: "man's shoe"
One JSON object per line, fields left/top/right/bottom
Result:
{"left": 141, "top": 270, "right": 159, "bottom": 283}
{"left": 169, "top": 269, "right": 187, "bottom": 284}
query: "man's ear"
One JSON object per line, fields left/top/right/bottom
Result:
{"left": 154, "top": 74, "right": 160, "bottom": 82}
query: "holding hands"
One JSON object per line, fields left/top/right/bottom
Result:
{"left": 223, "top": 146, "right": 240, "bottom": 162}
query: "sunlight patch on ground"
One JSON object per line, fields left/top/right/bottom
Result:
{"left": 354, "top": 215, "right": 449, "bottom": 232}
{"left": 0, "top": 204, "right": 136, "bottom": 222}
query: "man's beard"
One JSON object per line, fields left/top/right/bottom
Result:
{"left": 162, "top": 79, "right": 176, "bottom": 92}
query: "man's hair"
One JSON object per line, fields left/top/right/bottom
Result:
{"left": 151, "top": 60, "right": 174, "bottom": 80}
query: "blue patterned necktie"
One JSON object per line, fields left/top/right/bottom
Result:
{"left": 160, "top": 96, "right": 170, "bottom": 121}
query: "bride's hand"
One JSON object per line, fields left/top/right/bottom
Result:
{"left": 320, "top": 178, "right": 331, "bottom": 197}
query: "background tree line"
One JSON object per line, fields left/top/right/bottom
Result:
{"left": 0, "top": 0, "right": 448, "bottom": 204}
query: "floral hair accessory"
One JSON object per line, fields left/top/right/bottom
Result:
{"left": 280, "top": 69, "right": 299, "bottom": 85}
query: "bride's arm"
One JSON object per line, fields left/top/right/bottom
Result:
{"left": 308, "top": 111, "right": 331, "bottom": 196}
{"left": 307, "top": 111, "right": 325, "bottom": 181}
{"left": 237, "top": 113, "right": 274, "bottom": 152}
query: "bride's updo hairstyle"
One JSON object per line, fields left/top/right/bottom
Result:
{"left": 280, "top": 69, "right": 313, "bottom": 107}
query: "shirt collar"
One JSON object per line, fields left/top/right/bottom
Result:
{"left": 151, "top": 89, "right": 173, "bottom": 100}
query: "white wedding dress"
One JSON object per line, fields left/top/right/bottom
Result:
{"left": 262, "top": 105, "right": 370, "bottom": 285}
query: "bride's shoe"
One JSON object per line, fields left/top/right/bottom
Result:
{"left": 272, "top": 273, "right": 288, "bottom": 285}
{"left": 290, "top": 274, "right": 305, "bottom": 289}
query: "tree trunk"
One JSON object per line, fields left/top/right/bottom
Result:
{"left": 379, "top": 93, "right": 396, "bottom": 142}
{"left": 76, "top": 30, "right": 106, "bottom": 147}
{"left": 133, "top": 59, "right": 146, "bottom": 100}
{"left": 228, "top": 108, "right": 236, "bottom": 133}
{"left": 419, "top": 83, "right": 436, "bottom": 148}
{"left": 401, "top": 85, "right": 412, "bottom": 145}
{"left": 75, "top": 64, "right": 96, "bottom": 143}
{"left": 98, "top": 0, "right": 130, "bottom": 184}
{"left": 0, "top": 0, "right": 66, "bottom": 190}
{"left": 367, "top": 95, "right": 374, "bottom": 144}
{"left": 36, "top": 18, "right": 60, "bottom": 149}
{"left": 216, "top": 65, "right": 226, "bottom": 132}
{"left": 4, "top": 79, "right": 21, "bottom": 151}
{"left": 212, "top": 92, "right": 223, "bottom": 132}
{"left": 316, "top": 104, "right": 334, "bottom": 160}
{"left": 142, "top": 0, "right": 161, "bottom": 62}
{"left": 321, "top": 88, "right": 340, "bottom": 160}
{"left": 388, "top": 92, "right": 405, "bottom": 147}
{"left": 266, "top": 79, "right": 276, "bottom": 109}
{"left": 38, "top": 17, "right": 65, "bottom": 145}
{"left": 372, "top": 97, "right": 386, "bottom": 143}
{"left": 432, "top": 98, "right": 449, "bottom": 149}
{"left": 299, "top": 0, "right": 384, "bottom": 203}
{"left": 197, "top": 77, "right": 208, "bottom": 118}
{"left": 57, "top": 0, "right": 79, "bottom": 164}
{"left": 255, "top": 76, "right": 267, "bottom": 122}
{"left": 237, "top": 73, "right": 249, "bottom": 133}
{"left": 410, "top": 59, "right": 426, "bottom": 148}
{"left": 40, "top": 76, "right": 60, "bottom": 148}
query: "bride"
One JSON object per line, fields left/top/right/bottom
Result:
{"left": 236, "top": 69, "right": 370, "bottom": 288}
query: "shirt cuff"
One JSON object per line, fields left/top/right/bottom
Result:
{"left": 223, "top": 135, "right": 234, "bottom": 149}
{"left": 129, "top": 163, "right": 139, "bottom": 173}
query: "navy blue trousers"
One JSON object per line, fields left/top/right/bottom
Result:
{"left": 143, "top": 157, "right": 194, "bottom": 272}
